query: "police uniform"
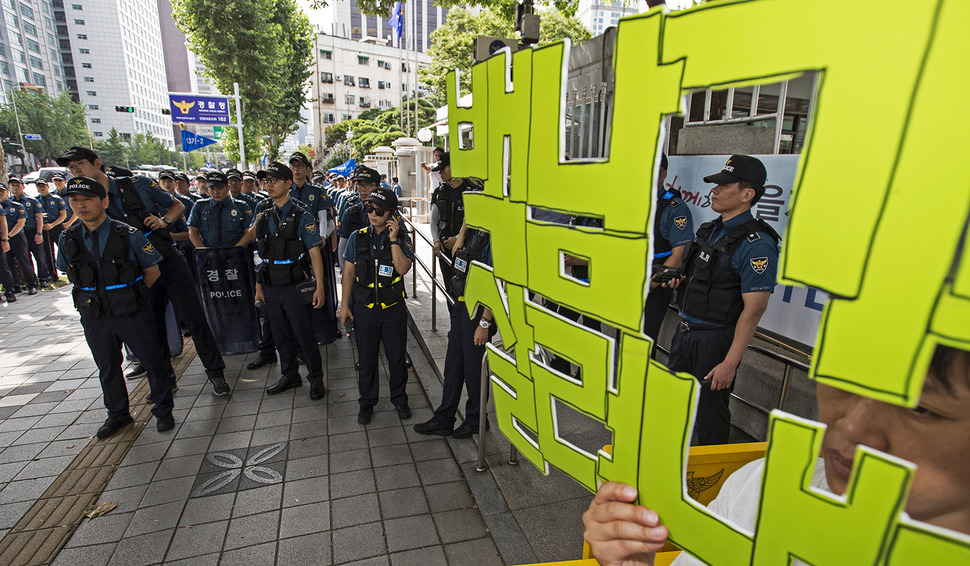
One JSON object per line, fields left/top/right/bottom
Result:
{"left": 644, "top": 187, "right": 694, "bottom": 341}
{"left": 343, "top": 188, "right": 415, "bottom": 422}
{"left": 187, "top": 195, "right": 254, "bottom": 248}
{"left": 0, "top": 203, "right": 14, "bottom": 301}
{"left": 1, "top": 194, "right": 38, "bottom": 292}
{"left": 37, "top": 183, "right": 68, "bottom": 281}
{"left": 429, "top": 154, "right": 483, "bottom": 298}
{"left": 55, "top": 177, "right": 174, "bottom": 437}
{"left": 669, "top": 156, "right": 779, "bottom": 445}
{"left": 56, "top": 147, "right": 229, "bottom": 395}
{"left": 253, "top": 165, "right": 325, "bottom": 399}
{"left": 11, "top": 184, "right": 50, "bottom": 284}
{"left": 415, "top": 228, "right": 492, "bottom": 437}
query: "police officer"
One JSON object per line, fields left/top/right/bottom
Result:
{"left": 0, "top": 199, "right": 13, "bottom": 302}
{"left": 157, "top": 171, "right": 195, "bottom": 258}
{"left": 241, "top": 171, "right": 264, "bottom": 202}
{"left": 337, "top": 166, "right": 381, "bottom": 271}
{"left": 53, "top": 173, "right": 78, "bottom": 230}
{"left": 0, "top": 184, "right": 38, "bottom": 294}
{"left": 339, "top": 187, "right": 415, "bottom": 425}
{"left": 415, "top": 221, "right": 493, "bottom": 438}
{"left": 175, "top": 172, "right": 201, "bottom": 202}
{"left": 36, "top": 178, "right": 68, "bottom": 283}
{"left": 55, "top": 177, "right": 175, "bottom": 437}
{"left": 187, "top": 171, "right": 254, "bottom": 248}
{"left": 9, "top": 177, "right": 50, "bottom": 286}
{"left": 429, "top": 152, "right": 483, "bottom": 299}
{"left": 244, "top": 162, "right": 327, "bottom": 400}
{"left": 56, "top": 146, "right": 230, "bottom": 396}
{"left": 227, "top": 169, "right": 259, "bottom": 209}
{"left": 289, "top": 152, "right": 334, "bottom": 239}
{"left": 645, "top": 153, "right": 694, "bottom": 342}
{"left": 666, "top": 155, "right": 780, "bottom": 445}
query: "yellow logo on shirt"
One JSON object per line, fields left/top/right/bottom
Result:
{"left": 750, "top": 257, "right": 768, "bottom": 274}
{"left": 142, "top": 242, "right": 156, "bottom": 255}
{"left": 305, "top": 222, "right": 316, "bottom": 234}
{"left": 674, "top": 216, "right": 688, "bottom": 230}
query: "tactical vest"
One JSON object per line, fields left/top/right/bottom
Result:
{"left": 449, "top": 229, "right": 490, "bottom": 299}
{"left": 676, "top": 217, "right": 780, "bottom": 325}
{"left": 344, "top": 201, "right": 368, "bottom": 235}
{"left": 652, "top": 189, "right": 682, "bottom": 266}
{"left": 254, "top": 201, "right": 310, "bottom": 286}
{"left": 352, "top": 227, "right": 406, "bottom": 309}
{"left": 114, "top": 176, "right": 176, "bottom": 258}
{"left": 431, "top": 178, "right": 483, "bottom": 240}
{"left": 62, "top": 220, "right": 149, "bottom": 318}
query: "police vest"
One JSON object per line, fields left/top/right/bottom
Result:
{"left": 652, "top": 189, "right": 683, "bottom": 266}
{"left": 254, "top": 201, "right": 311, "bottom": 286}
{"left": 676, "top": 217, "right": 780, "bottom": 325}
{"left": 62, "top": 220, "right": 149, "bottom": 318}
{"left": 114, "top": 176, "right": 176, "bottom": 258}
{"left": 344, "top": 201, "right": 368, "bottom": 235}
{"left": 352, "top": 227, "right": 406, "bottom": 309}
{"left": 431, "top": 177, "right": 484, "bottom": 240}
{"left": 449, "top": 229, "right": 489, "bottom": 299}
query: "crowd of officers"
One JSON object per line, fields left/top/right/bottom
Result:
{"left": 6, "top": 143, "right": 779, "bottom": 448}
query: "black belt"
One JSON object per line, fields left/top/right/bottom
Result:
{"left": 679, "top": 320, "right": 726, "bottom": 332}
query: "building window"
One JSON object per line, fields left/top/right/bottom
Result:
{"left": 72, "top": 3, "right": 82, "bottom": 8}
{"left": 93, "top": 131, "right": 102, "bottom": 137}
{"left": 23, "top": 21, "right": 35, "bottom": 35}
{"left": 321, "top": 92, "right": 334, "bottom": 103}
{"left": 357, "top": 55, "right": 368, "bottom": 65}
{"left": 359, "top": 97, "right": 371, "bottom": 108}
{"left": 29, "top": 56, "right": 41, "bottom": 69}
{"left": 83, "top": 76, "right": 93, "bottom": 82}
{"left": 90, "top": 117, "right": 100, "bottom": 123}
{"left": 322, "top": 113, "right": 334, "bottom": 122}
{"left": 73, "top": 19, "right": 83, "bottom": 25}
{"left": 377, "top": 81, "right": 385, "bottom": 89}
{"left": 76, "top": 33, "right": 86, "bottom": 39}
{"left": 319, "top": 49, "right": 331, "bottom": 59}
{"left": 32, "top": 73, "right": 44, "bottom": 87}
{"left": 25, "top": 38, "right": 39, "bottom": 52}
{"left": 20, "top": 3, "right": 33, "bottom": 19}
{"left": 86, "top": 90, "right": 95, "bottom": 96}
{"left": 320, "top": 71, "right": 333, "bottom": 83}
{"left": 343, "top": 75, "right": 354, "bottom": 86}
{"left": 79, "top": 48, "right": 89, "bottom": 53}
{"left": 377, "top": 60, "right": 391, "bottom": 70}
{"left": 345, "top": 94, "right": 355, "bottom": 105}
{"left": 88, "top": 104, "right": 97, "bottom": 109}
{"left": 359, "top": 77, "right": 370, "bottom": 88}
{"left": 341, "top": 114, "right": 352, "bottom": 121}
{"left": 81, "top": 62, "right": 91, "bottom": 68}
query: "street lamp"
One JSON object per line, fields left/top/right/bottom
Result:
{"left": 346, "top": 129, "right": 354, "bottom": 142}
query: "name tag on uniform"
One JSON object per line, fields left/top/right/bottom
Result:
{"left": 455, "top": 257, "right": 468, "bottom": 273}
{"left": 378, "top": 265, "right": 394, "bottom": 277}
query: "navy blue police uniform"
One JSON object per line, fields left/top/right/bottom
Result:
{"left": 1, "top": 194, "right": 38, "bottom": 291}
{"left": 668, "top": 156, "right": 780, "bottom": 445}
{"left": 187, "top": 195, "right": 254, "bottom": 248}
{"left": 0, "top": 200, "right": 14, "bottom": 299}
{"left": 56, "top": 177, "right": 174, "bottom": 436}
{"left": 253, "top": 185, "right": 326, "bottom": 397}
{"left": 37, "top": 184, "right": 68, "bottom": 281}
{"left": 11, "top": 185, "right": 50, "bottom": 283}
{"left": 644, "top": 187, "right": 694, "bottom": 341}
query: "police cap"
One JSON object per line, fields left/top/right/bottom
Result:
{"left": 7, "top": 177, "right": 22, "bottom": 185}
{"left": 350, "top": 165, "right": 381, "bottom": 185}
{"left": 703, "top": 155, "right": 767, "bottom": 193}
{"left": 242, "top": 171, "right": 257, "bottom": 181}
{"left": 206, "top": 171, "right": 229, "bottom": 186}
{"left": 158, "top": 171, "right": 176, "bottom": 181}
{"left": 63, "top": 177, "right": 107, "bottom": 199}
{"left": 175, "top": 172, "right": 190, "bottom": 183}
{"left": 106, "top": 166, "right": 133, "bottom": 179}
{"left": 34, "top": 178, "right": 48, "bottom": 186}
{"left": 430, "top": 152, "right": 450, "bottom": 172}
{"left": 257, "top": 162, "right": 293, "bottom": 181}
{"left": 56, "top": 146, "right": 100, "bottom": 167}
{"left": 289, "top": 152, "right": 312, "bottom": 167}
{"left": 365, "top": 187, "right": 398, "bottom": 210}
{"left": 52, "top": 173, "right": 66, "bottom": 182}
{"left": 226, "top": 169, "right": 243, "bottom": 180}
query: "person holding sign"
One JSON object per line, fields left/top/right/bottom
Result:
{"left": 583, "top": 345, "right": 970, "bottom": 565}
{"left": 339, "top": 187, "right": 415, "bottom": 425}
{"left": 244, "top": 162, "right": 327, "bottom": 401}
{"left": 663, "top": 155, "right": 780, "bottom": 445}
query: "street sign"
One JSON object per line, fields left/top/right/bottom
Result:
{"left": 24, "top": 134, "right": 41, "bottom": 141}
{"left": 168, "top": 93, "right": 231, "bottom": 125}
{"left": 181, "top": 129, "right": 218, "bottom": 152}
{"left": 212, "top": 126, "right": 225, "bottom": 141}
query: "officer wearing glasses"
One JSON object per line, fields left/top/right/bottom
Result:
{"left": 339, "top": 187, "right": 415, "bottom": 425}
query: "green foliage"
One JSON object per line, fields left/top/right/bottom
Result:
{"left": 172, "top": 0, "right": 313, "bottom": 164}
{"left": 419, "top": 7, "right": 591, "bottom": 103}
{"left": 0, "top": 90, "right": 90, "bottom": 162}
{"left": 354, "top": 0, "right": 578, "bottom": 19}
{"left": 322, "top": 141, "right": 353, "bottom": 170}
{"left": 295, "top": 143, "right": 315, "bottom": 159}
{"left": 129, "top": 132, "right": 179, "bottom": 167}
{"left": 94, "top": 128, "right": 129, "bottom": 168}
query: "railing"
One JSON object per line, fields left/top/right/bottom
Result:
{"left": 400, "top": 215, "right": 454, "bottom": 333}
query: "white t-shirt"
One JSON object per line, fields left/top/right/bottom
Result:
{"left": 671, "top": 458, "right": 828, "bottom": 566}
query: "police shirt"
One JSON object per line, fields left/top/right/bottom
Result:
{"left": 12, "top": 195, "right": 43, "bottom": 229}
{"left": 338, "top": 203, "right": 368, "bottom": 239}
{"left": 55, "top": 219, "right": 162, "bottom": 272}
{"left": 393, "top": 183, "right": 402, "bottom": 197}
{"left": 2, "top": 199, "right": 26, "bottom": 232}
{"left": 187, "top": 197, "right": 254, "bottom": 248}
{"left": 262, "top": 199, "right": 323, "bottom": 251}
{"left": 656, "top": 192, "right": 695, "bottom": 253}
{"left": 174, "top": 193, "right": 195, "bottom": 217}
{"left": 233, "top": 191, "right": 260, "bottom": 209}
{"left": 106, "top": 176, "right": 176, "bottom": 223}
{"left": 343, "top": 227, "right": 416, "bottom": 264}
{"left": 38, "top": 193, "right": 68, "bottom": 224}
{"left": 290, "top": 181, "right": 327, "bottom": 219}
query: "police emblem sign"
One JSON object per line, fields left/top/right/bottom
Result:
{"left": 168, "top": 94, "right": 231, "bottom": 125}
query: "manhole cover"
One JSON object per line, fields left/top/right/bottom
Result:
{"left": 191, "top": 442, "right": 287, "bottom": 498}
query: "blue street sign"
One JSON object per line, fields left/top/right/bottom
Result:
{"left": 168, "top": 93, "right": 231, "bottom": 125}
{"left": 24, "top": 134, "right": 42, "bottom": 141}
{"left": 181, "top": 129, "right": 218, "bottom": 152}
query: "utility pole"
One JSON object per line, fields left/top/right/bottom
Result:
{"left": 232, "top": 82, "right": 246, "bottom": 169}
{"left": 9, "top": 86, "right": 27, "bottom": 173}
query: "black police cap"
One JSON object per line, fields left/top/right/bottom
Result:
{"left": 206, "top": 171, "right": 229, "bottom": 186}
{"left": 289, "top": 152, "right": 312, "bottom": 167}
{"left": 256, "top": 162, "right": 293, "bottom": 182}
{"left": 158, "top": 171, "right": 176, "bottom": 180}
{"left": 365, "top": 187, "right": 399, "bottom": 210}
{"left": 350, "top": 165, "right": 381, "bottom": 185}
{"left": 703, "top": 155, "right": 767, "bottom": 191}
{"left": 226, "top": 169, "right": 243, "bottom": 180}
{"left": 430, "top": 152, "right": 450, "bottom": 172}
{"left": 56, "top": 146, "right": 100, "bottom": 167}
{"left": 63, "top": 177, "right": 107, "bottom": 199}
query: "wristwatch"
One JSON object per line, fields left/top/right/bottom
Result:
{"left": 478, "top": 318, "right": 491, "bottom": 329}
{"left": 389, "top": 240, "right": 399, "bottom": 245}
{"left": 161, "top": 217, "right": 172, "bottom": 226}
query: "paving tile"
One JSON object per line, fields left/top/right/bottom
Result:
{"left": 163, "top": 553, "right": 220, "bottom": 566}
{"left": 279, "top": 499, "right": 330, "bottom": 539}
{"left": 141, "top": 476, "right": 195, "bottom": 507}
{"left": 415, "top": 457, "right": 462, "bottom": 486}
{"left": 383, "top": 514, "right": 440, "bottom": 552}
{"left": 278, "top": 532, "right": 332, "bottom": 565}
{"left": 107, "top": 461, "right": 160, "bottom": 490}
{"left": 35, "top": 411, "right": 81, "bottom": 428}
{"left": 121, "top": 441, "right": 170, "bottom": 466}
{"left": 0, "top": 476, "right": 55, "bottom": 504}
{"left": 377, "top": 486, "right": 430, "bottom": 520}
{"left": 284, "top": 455, "right": 328, "bottom": 481}
{"left": 515, "top": 495, "right": 594, "bottom": 563}
{"left": 329, "top": 469, "right": 375, "bottom": 500}
{"left": 408, "top": 438, "right": 452, "bottom": 462}
{"left": 0, "top": 442, "right": 47, "bottom": 463}
{"left": 110, "top": 527, "right": 175, "bottom": 565}
{"left": 13, "top": 455, "right": 74, "bottom": 482}
{"left": 154, "top": 453, "right": 206, "bottom": 481}
{"left": 251, "top": 424, "right": 290, "bottom": 446}
{"left": 126, "top": 500, "right": 185, "bottom": 537}
{"left": 287, "top": 435, "right": 329, "bottom": 460}
{"left": 329, "top": 448, "right": 371, "bottom": 474}
{"left": 0, "top": 500, "right": 33, "bottom": 529}
{"left": 443, "top": 537, "right": 504, "bottom": 566}
{"left": 390, "top": 545, "right": 448, "bottom": 566}
{"left": 339, "top": 556, "right": 390, "bottom": 566}
{"left": 164, "top": 519, "right": 228, "bottom": 560}
{"left": 424, "top": 481, "right": 475, "bottom": 513}
{"left": 329, "top": 430, "right": 367, "bottom": 454}
{"left": 331, "top": 493, "right": 381, "bottom": 529}
{"left": 283, "top": 476, "right": 330, "bottom": 507}
{"left": 164, "top": 435, "right": 213, "bottom": 458}
{"left": 368, "top": 426, "right": 409, "bottom": 449}
{"left": 332, "top": 521, "right": 386, "bottom": 564}
{"left": 374, "top": 463, "right": 420, "bottom": 491}
{"left": 36, "top": 439, "right": 87, "bottom": 460}
{"left": 220, "top": 541, "right": 278, "bottom": 566}
{"left": 0, "top": 461, "right": 29, "bottom": 484}
{"left": 9, "top": 402, "right": 60, "bottom": 418}
{"left": 51, "top": 543, "right": 114, "bottom": 566}
{"left": 64, "top": 511, "right": 135, "bottom": 546}
{"left": 371, "top": 444, "right": 413, "bottom": 468}
{"left": 208, "top": 430, "right": 253, "bottom": 452}
{"left": 433, "top": 508, "right": 490, "bottom": 544}
{"left": 254, "top": 409, "right": 292, "bottom": 429}
{"left": 180, "top": 492, "right": 235, "bottom": 526}
{"left": 232, "top": 483, "right": 283, "bottom": 517}
{"left": 223, "top": 509, "right": 280, "bottom": 550}
{"left": 215, "top": 414, "right": 258, "bottom": 435}
{"left": 289, "top": 419, "right": 327, "bottom": 440}
{"left": 99, "top": 483, "right": 150, "bottom": 514}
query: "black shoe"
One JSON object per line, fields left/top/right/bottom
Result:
{"left": 4, "top": 293, "right": 15, "bottom": 303}
{"left": 413, "top": 418, "right": 452, "bottom": 437}
{"left": 396, "top": 404, "right": 411, "bottom": 420}
{"left": 246, "top": 353, "right": 277, "bottom": 370}
{"left": 209, "top": 376, "right": 230, "bottom": 396}
{"left": 266, "top": 376, "right": 302, "bottom": 395}
{"left": 10, "top": 286, "right": 21, "bottom": 294}
{"left": 126, "top": 363, "right": 147, "bottom": 379}
{"left": 357, "top": 405, "right": 374, "bottom": 425}
{"left": 453, "top": 420, "right": 489, "bottom": 439}
{"left": 156, "top": 412, "right": 175, "bottom": 432}
{"left": 309, "top": 381, "right": 326, "bottom": 401}
{"left": 96, "top": 414, "right": 134, "bottom": 439}
{"left": 27, "top": 287, "right": 37, "bottom": 295}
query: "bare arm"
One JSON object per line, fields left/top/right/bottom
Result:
{"left": 9, "top": 218, "right": 24, "bottom": 237}
{"left": 188, "top": 227, "right": 205, "bottom": 248}
{"left": 339, "top": 260, "right": 355, "bottom": 324}
{"left": 143, "top": 265, "right": 161, "bottom": 288}
{"left": 705, "top": 291, "right": 770, "bottom": 390}
{"left": 308, "top": 245, "right": 325, "bottom": 308}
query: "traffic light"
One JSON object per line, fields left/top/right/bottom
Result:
{"left": 115, "top": 106, "right": 135, "bottom": 113}
{"left": 162, "top": 109, "right": 171, "bottom": 115}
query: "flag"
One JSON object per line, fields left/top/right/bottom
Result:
{"left": 389, "top": 1, "right": 403, "bottom": 40}
{"left": 328, "top": 159, "right": 356, "bottom": 178}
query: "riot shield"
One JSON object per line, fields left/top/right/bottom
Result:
{"left": 194, "top": 247, "right": 259, "bottom": 354}
{"left": 312, "top": 243, "right": 340, "bottom": 344}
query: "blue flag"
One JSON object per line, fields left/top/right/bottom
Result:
{"left": 389, "top": 1, "right": 403, "bottom": 40}
{"left": 181, "top": 129, "right": 217, "bottom": 152}
{"left": 328, "top": 159, "right": 356, "bottom": 178}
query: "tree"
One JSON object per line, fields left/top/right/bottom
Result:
{"left": 355, "top": 0, "right": 579, "bottom": 19}
{"left": 538, "top": 7, "right": 591, "bottom": 47}
{"left": 0, "top": 90, "right": 90, "bottom": 164}
{"left": 172, "top": 0, "right": 313, "bottom": 164}
{"left": 95, "top": 128, "right": 130, "bottom": 168}
{"left": 322, "top": 141, "right": 353, "bottom": 170}
{"left": 129, "top": 132, "right": 178, "bottom": 167}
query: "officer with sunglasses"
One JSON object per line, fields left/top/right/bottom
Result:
{"left": 339, "top": 187, "right": 415, "bottom": 425}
